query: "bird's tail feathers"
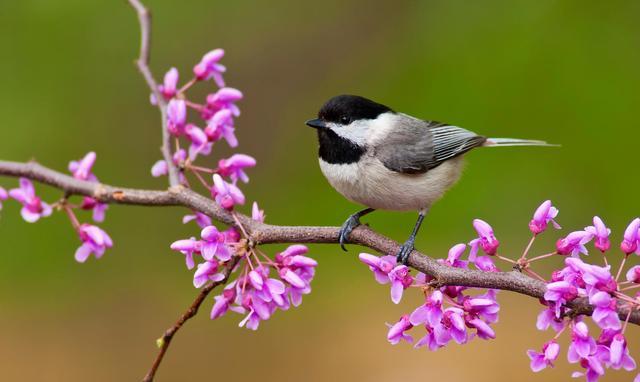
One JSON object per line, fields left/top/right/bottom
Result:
{"left": 483, "top": 137, "right": 559, "bottom": 147}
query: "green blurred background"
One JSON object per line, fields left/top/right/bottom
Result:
{"left": 1, "top": 0, "right": 639, "bottom": 380}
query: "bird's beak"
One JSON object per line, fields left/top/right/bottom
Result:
{"left": 305, "top": 118, "right": 328, "bottom": 129}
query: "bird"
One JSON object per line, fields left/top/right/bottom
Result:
{"left": 305, "top": 94, "right": 555, "bottom": 265}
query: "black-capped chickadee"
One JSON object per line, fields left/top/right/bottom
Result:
{"left": 306, "top": 94, "right": 555, "bottom": 264}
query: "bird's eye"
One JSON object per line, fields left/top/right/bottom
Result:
{"left": 340, "top": 116, "right": 350, "bottom": 124}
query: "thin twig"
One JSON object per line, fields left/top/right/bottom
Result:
{"left": 142, "top": 256, "right": 240, "bottom": 382}
{"left": 127, "top": 0, "right": 180, "bottom": 186}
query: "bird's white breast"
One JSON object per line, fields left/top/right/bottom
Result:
{"left": 319, "top": 155, "right": 463, "bottom": 211}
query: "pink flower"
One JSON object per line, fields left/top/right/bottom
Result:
{"left": 359, "top": 253, "right": 412, "bottom": 303}
{"left": 217, "top": 154, "right": 256, "bottom": 183}
{"left": 206, "top": 87, "right": 242, "bottom": 116}
{"left": 158, "top": 67, "right": 179, "bottom": 100}
{"left": 75, "top": 224, "right": 113, "bottom": 263}
{"left": 200, "top": 225, "right": 231, "bottom": 261}
{"left": 467, "top": 317, "right": 495, "bottom": 340}
{"left": 193, "top": 260, "right": 224, "bottom": 288}
{"left": 205, "top": 109, "right": 238, "bottom": 147}
{"left": 621, "top": 218, "right": 640, "bottom": 255}
{"left": 388, "top": 265, "right": 413, "bottom": 304}
{"left": 469, "top": 219, "right": 500, "bottom": 259}
{"left": 359, "top": 253, "right": 395, "bottom": 284}
{"left": 434, "top": 308, "right": 468, "bottom": 345}
{"left": 556, "top": 230, "right": 593, "bottom": 257}
{"left": 210, "top": 283, "right": 236, "bottom": 319}
{"left": 529, "top": 200, "right": 560, "bottom": 235}
{"left": 536, "top": 307, "right": 565, "bottom": 332}
{"left": 251, "top": 202, "right": 265, "bottom": 223}
{"left": 69, "top": 152, "right": 108, "bottom": 222}
{"left": 166, "top": 99, "right": 187, "bottom": 135}
{"left": 185, "top": 123, "right": 211, "bottom": 160}
{"left": 584, "top": 216, "right": 611, "bottom": 253}
{"left": 608, "top": 333, "right": 636, "bottom": 370}
{"left": 544, "top": 281, "right": 578, "bottom": 316}
{"left": 626, "top": 266, "right": 640, "bottom": 283}
{"left": 387, "top": 315, "right": 413, "bottom": 345}
{"left": 151, "top": 149, "right": 186, "bottom": 178}
{"left": 68, "top": 151, "right": 97, "bottom": 181}
{"left": 170, "top": 237, "right": 200, "bottom": 269}
{"left": 183, "top": 211, "right": 212, "bottom": 228}
{"left": 211, "top": 174, "right": 245, "bottom": 209}
{"left": 0, "top": 186, "right": 8, "bottom": 210}
{"left": 80, "top": 196, "right": 108, "bottom": 222}
{"left": 410, "top": 290, "right": 443, "bottom": 326}
{"left": 568, "top": 321, "right": 597, "bottom": 361}
{"left": 9, "top": 178, "right": 52, "bottom": 223}
{"left": 527, "top": 340, "right": 560, "bottom": 372}
{"left": 443, "top": 243, "right": 468, "bottom": 268}
{"left": 193, "top": 49, "right": 226, "bottom": 86}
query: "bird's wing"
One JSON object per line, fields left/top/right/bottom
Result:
{"left": 375, "top": 116, "right": 486, "bottom": 174}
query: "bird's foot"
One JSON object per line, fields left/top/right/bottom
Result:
{"left": 339, "top": 215, "right": 362, "bottom": 251}
{"left": 396, "top": 238, "right": 415, "bottom": 265}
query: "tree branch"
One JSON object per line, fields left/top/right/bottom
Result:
{"left": 142, "top": 256, "right": 240, "bottom": 382}
{"left": 0, "top": 159, "right": 637, "bottom": 326}
{"left": 127, "top": 0, "right": 180, "bottom": 187}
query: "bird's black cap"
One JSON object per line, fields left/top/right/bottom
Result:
{"left": 313, "top": 94, "right": 393, "bottom": 126}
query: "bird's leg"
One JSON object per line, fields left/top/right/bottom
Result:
{"left": 338, "top": 207, "right": 376, "bottom": 251}
{"left": 396, "top": 209, "right": 428, "bottom": 265}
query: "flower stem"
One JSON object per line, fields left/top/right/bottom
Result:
{"left": 528, "top": 252, "right": 557, "bottom": 263}
{"left": 519, "top": 235, "right": 536, "bottom": 261}
{"left": 615, "top": 254, "right": 629, "bottom": 282}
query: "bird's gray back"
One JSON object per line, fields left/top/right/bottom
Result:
{"left": 373, "top": 114, "right": 486, "bottom": 174}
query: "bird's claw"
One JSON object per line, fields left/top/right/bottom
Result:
{"left": 396, "top": 239, "right": 415, "bottom": 265}
{"left": 338, "top": 215, "right": 361, "bottom": 251}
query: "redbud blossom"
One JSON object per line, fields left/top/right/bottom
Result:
{"left": 469, "top": 219, "right": 500, "bottom": 259}
{"left": 166, "top": 99, "right": 187, "bottom": 135}
{"left": 200, "top": 225, "right": 231, "bottom": 261}
{"left": 185, "top": 123, "right": 211, "bottom": 160}
{"left": 251, "top": 202, "right": 265, "bottom": 223}
{"left": 68, "top": 151, "right": 97, "bottom": 181}
{"left": 182, "top": 211, "right": 212, "bottom": 228}
{"left": 626, "top": 266, "right": 640, "bottom": 283}
{"left": 527, "top": 340, "right": 560, "bottom": 372}
{"left": 170, "top": 238, "right": 200, "bottom": 269}
{"left": 556, "top": 230, "right": 593, "bottom": 257}
{"left": 75, "top": 224, "right": 113, "bottom": 263}
{"left": 621, "top": 218, "right": 640, "bottom": 255}
{"left": 584, "top": 216, "right": 611, "bottom": 253}
{"left": 69, "top": 152, "right": 108, "bottom": 222}
{"left": 158, "top": 67, "right": 179, "bottom": 100}
{"left": 9, "top": 178, "right": 52, "bottom": 223}
{"left": 151, "top": 149, "right": 186, "bottom": 178}
{"left": 387, "top": 315, "right": 413, "bottom": 345}
{"left": 211, "top": 174, "right": 245, "bottom": 209}
{"left": 529, "top": 200, "right": 560, "bottom": 235}
{"left": 193, "top": 260, "right": 223, "bottom": 288}
{"left": 206, "top": 87, "right": 242, "bottom": 116}
{"left": 218, "top": 154, "right": 256, "bottom": 183}
{"left": 193, "top": 49, "right": 226, "bottom": 86}
{"left": 205, "top": 109, "right": 238, "bottom": 147}
{"left": 568, "top": 321, "right": 597, "bottom": 360}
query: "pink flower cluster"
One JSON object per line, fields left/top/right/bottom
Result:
{"left": 362, "top": 200, "right": 640, "bottom": 382}
{"left": 0, "top": 152, "right": 113, "bottom": 263}
{"left": 527, "top": 202, "right": 640, "bottom": 382}
{"left": 172, "top": 206, "right": 317, "bottom": 330}
{"left": 360, "top": 222, "right": 501, "bottom": 350}
{"left": 155, "top": 49, "right": 316, "bottom": 329}
{"left": 149, "top": 49, "right": 255, "bottom": 212}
